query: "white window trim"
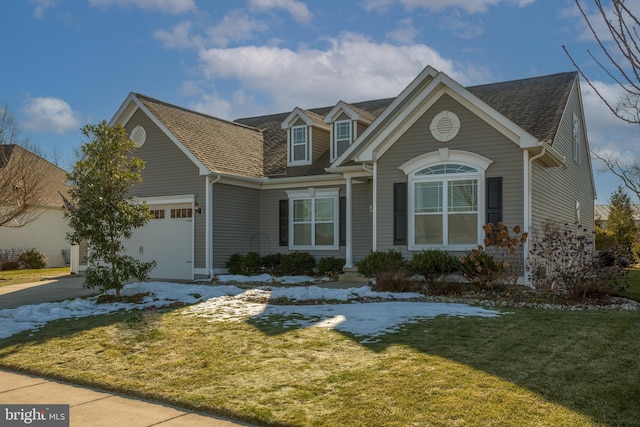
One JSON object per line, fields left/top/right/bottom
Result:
{"left": 400, "top": 150, "right": 492, "bottom": 251}
{"left": 331, "top": 120, "right": 352, "bottom": 161}
{"left": 286, "top": 188, "right": 339, "bottom": 250}
{"left": 288, "top": 125, "right": 312, "bottom": 166}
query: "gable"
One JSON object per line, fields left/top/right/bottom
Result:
{"left": 111, "top": 93, "right": 264, "bottom": 179}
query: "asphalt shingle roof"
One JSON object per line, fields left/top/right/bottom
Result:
{"left": 136, "top": 94, "right": 264, "bottom": 179}
{"left": 134, "top": 71, "right": 577, "bottom": 179}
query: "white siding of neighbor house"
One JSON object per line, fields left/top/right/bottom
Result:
{"left": 0, "top": 207, "right": 71, "bottom": 268}
{"left": 376, "top": 94, "right": 524, "bottom": 251}
{"left": 530, "top": 82, "right": 595, "bottom": 236}
{"left": 212, "top": 183, "right": 261, "bottom": 270}
{"left": 123, "top": 109, "right": 207, "bottom": 269}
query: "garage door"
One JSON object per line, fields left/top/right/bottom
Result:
{"left": 123, "top": 204, "right": 193, "bottom": 281}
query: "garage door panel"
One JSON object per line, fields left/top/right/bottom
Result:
{"left": 123, "top": 204, "right": 193, "bottom": 280}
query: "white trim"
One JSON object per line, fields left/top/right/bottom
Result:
{"left": 137, "top": 194, "right": 195, "bottom": 205}
{"left": 288, "top": 125, "right": 311, "bottom": 166}
{"left": 345, "top": 177, "right": 353, "bottom": 267}
{"left": 372, "top": 161, "right": 377, "bottom": 251}
{"left": 323, "top": 101, "right": 373, "bottom": 124}
{"left": 331, "top": 119, "right": 352, "bottom": 162}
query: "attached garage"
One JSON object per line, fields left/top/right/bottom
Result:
{"left": 123, "top": 197, "right": 194, "bottom": 281}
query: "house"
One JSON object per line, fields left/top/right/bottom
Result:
{"left": 595, "top": 204, "right": 640, "bottom": 229}
{"left": 106, "top": 66, "right": 595, "bottom": 281}
{"left": 0, "top": 144, "right": 71, "bottom": 267}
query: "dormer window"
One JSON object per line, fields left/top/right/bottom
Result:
{"left": 291, "top": 125, "right": 309, "bottom": 164}
{"left": 334, "top": 120, "right": 352, "bottom": 159}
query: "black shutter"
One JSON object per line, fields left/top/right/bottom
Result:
{"left": 393, "top": 182, "right": 408, "bottom": 245}
{"left": 486, "top": 177, "right": 502, "bottom": 227}
{"left": 339, "top": 196, "right": 346, "bottom": 246}
{"left": 279, "top": 199, "right": 288, "bottom": 246}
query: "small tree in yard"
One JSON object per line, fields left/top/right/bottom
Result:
{"left": 65, "top": 121, "right": 156, "bottom": 297}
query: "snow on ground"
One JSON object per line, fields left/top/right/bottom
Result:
{"left": 0, "top": 275, "right": 503, "bottom": 341}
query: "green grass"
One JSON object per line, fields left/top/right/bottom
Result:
{"left": 1, "top": 303, "right": 638, "bottom": 426}
{"left": 0, "top": 267, "right": 70, "bottom": 287}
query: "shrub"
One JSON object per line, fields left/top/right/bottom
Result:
{"left": 458, "top": 248, "right": 504, "bottom": 291}
{"left": 225, "top": 252, "right": 262, "bottom": 275}
{"left": 527, "top": 220, "right": 628, "bottom": 300}
{"left": 409, "top": 250, "right": 458, "bottom": 290}
{"left": 372, "top": 266, "right": 415, "bottom": 292}
{"left": 357, "top": 249, "right": 406, "bottom": 278}
{"left": 317, "top": 256, "right": 345, "bottom": 277}
{"left": 261, "top": 253, "right": 283, "bottom": 275}
{"left": 18, "top": 249, "right": 48, "bottom": 269}
{"left": 280, "top": 252, "right": 316, "bottom": 276}
{"left": 482, "top": 222, "right": 528, "bottom": 287}
{"left": 1, "top": 261, "right": 20, "bottom": 271}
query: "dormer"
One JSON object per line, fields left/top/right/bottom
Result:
{"left": 324, "top": 101, "right": 376, "bottom": 161}
{"left": 282, "top": 107, "right": 330, "bottom": 167}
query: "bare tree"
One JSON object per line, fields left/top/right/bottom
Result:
{"left": 0, "top": 106, "right": 66, "bottom": 227}
{"left": 563, "top": 0, "right": 640, "bottom": 124}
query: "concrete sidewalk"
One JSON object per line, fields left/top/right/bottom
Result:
{"left": 0, "top": 370, "right": 253, "bottom": 426}
{"left": 0, "top": 275, "right": 97, "bottom": 309}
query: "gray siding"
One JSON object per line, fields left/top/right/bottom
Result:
{"left": 531, "top": 83, "right": 596, "bottom": 235}
{"left": 376, "top": 94, "right": 524, "bottom": 250}
{"left": 212, "top": 183, "right": 261, "bottom": 269}
{"left": 124, "top": 109, "right": 207, "bottom": 268}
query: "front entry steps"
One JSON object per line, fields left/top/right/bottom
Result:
{"left": 338, "top": 267, "right": 370, "bottom": 285}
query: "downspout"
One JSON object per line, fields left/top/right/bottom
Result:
{"left": 524, "top": 147, "right": 546, "bottom": 285}
{"left": 204, "top": 174, "right": 221, "bottom": 281}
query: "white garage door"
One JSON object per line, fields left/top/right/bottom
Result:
{"left": 123, "top": 203, "right": 193, "bottom": 281}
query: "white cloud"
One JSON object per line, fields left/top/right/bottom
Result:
{"left": 206, "top": 10, "right": 270, "bottom": 47}
{"left": 196, "top": 32, "right": 466, "bottom": 117}
{"left": 386, "top": 18, "right": 419, "bottom": 44}
{"left": 154, "top": 21, "right": 197, "bottom": 49}
{"left": 363, "top": 0, "right": 534, "bottom": 14}
{"left": 248, "top": 0, "right": 313, "bottom": 24}
{"left": 22, "top": 97, "right": 81, "bottom": 134}
{"left": 89, "top": 0, "right": 196, "bottom": 14}
{"left": 31, "top": 0, "right": 55, "bottom": 19}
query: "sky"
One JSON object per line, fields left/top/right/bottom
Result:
{"left": 0, "top": 278, "right": 502, "bottom": 340}
{"left": 1, "top": 0, "right": 639, "bottom": 204}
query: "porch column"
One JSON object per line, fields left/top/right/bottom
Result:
{"left": 345, "top": 176, "right": 353, "bottom": 268}
{"left": 205, "top": 176, "right": 213, "bottom": 277}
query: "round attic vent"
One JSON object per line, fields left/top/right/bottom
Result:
{"left": 130, "top": 125, "right": 147, "bottom": 148}
{"left": 430, "top": 110, "right": 460, "bottom": 142}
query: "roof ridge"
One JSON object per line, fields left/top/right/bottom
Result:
{"left": 134, "top": 93, "right": 261, "bottom": 133}
{"left": 467, "top": 71, "right": 577, "bottom": 90}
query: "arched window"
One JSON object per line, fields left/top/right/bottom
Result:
{"left": 400, "top": 150, "right": 492, "bottom": 249}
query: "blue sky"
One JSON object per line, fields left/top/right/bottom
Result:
{"left": 1, "top": 0, "right": 639, "bottom": 204}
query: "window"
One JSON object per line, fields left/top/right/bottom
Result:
{"left": 290, "top": 125, "right": 308, "bottom": 164}
{"left": 171, "top": 208, "right": 192, "bottom": 219}
{"left": 287, "top": 188, "right": 339, "bottom": 250}
{"left": 400, "top": 150, "right": 491, "bottom": 250}
{"left": 334, "top": 120, "right": 351, "bottom": 159}
{"left": 150, "top": 209, "right": 165, "bottom": 219}
{"left": 412, "top": 165, "right": 479, "bottom": 247}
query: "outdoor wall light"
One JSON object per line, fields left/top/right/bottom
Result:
{"left": 194, "top": 199, "right": 202, "bottom": 214}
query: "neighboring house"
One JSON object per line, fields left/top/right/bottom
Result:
{"left": 595, "top": 205, "right": 640, "bottom": 229}
{"left": 0, "top": 144, "right": 71, "bottom": 267}
{"left": 105, "top": 66, "right": 595, "bottom": 281}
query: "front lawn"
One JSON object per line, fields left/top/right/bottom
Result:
{"left": 619, "top": 269, "right": 640, "bottom": 301}
{"left": 0, "top": 296, "right": 638, "bottom": 426}
{"left": 0, "top": 267, "right": 70, "bottom": 288}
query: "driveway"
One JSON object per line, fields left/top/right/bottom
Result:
{"left": 0, "top": 275, "right": 97, "bottom": 309}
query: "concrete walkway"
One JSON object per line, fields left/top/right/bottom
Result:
{"left": 0, "top": 370, "right": 252, "bottom": 426}
{"left": 0, "top": 275, "right": 97, "bottom": 309}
